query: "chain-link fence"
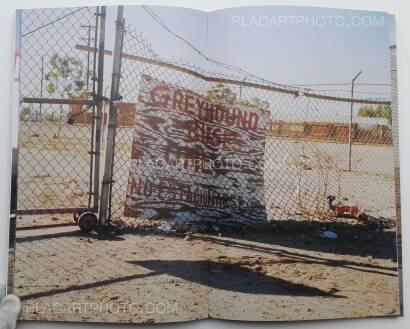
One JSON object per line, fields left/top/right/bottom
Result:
{"left": 15, "top": 6, "right": 397, "bottom": 228}
{"left": 17, "top": 7, "right": 101, "bottom": 214}
{"left": 107, "top": 27, "right": 395, "bottom": 225}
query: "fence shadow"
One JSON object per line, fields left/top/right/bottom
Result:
{"left": 189, "top": 235, "right": 397, "bottom": 278}
{"left": 122, "top": 219, "right": 398, "bottom": 261}
{"left": 127, "top": 259, "right": 342, "bottom": 298}
{"left": 20, "top": 258, "right": 340, "bottom": 302}
{"left": 214, "top": 219, "right": 398, "bottom": 261}
{"left": 20, "top": 272, "right": 156, "bottom": 302}
{"left": 16, "top": 229, "right": 125, "bottom": 243}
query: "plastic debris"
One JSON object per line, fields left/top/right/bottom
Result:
{"left": 158, "top": 223, "right": 173, "bottom": 233}
{"left": 320, "top": 231, "right": 337, "bottom": 239}
{"left": 212, "top": 225, "right": 220, "bottom": 232}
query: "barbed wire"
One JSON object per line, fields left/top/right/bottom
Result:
{"left": 141, "top": 5, "right": 391, "bottom": 102}
{"left": 141, "top": 5, "right": 301, "bottom": 92}
{"left": 290, "top": 83, "right": 391, "bottom": 87}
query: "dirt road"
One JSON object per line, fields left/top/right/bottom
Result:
{"left": 13, "top": 219, "right": 400, "bottom": 323}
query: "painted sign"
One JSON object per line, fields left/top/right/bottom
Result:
{"left": 124, "top": 75, "right": 270, "bottom": 223}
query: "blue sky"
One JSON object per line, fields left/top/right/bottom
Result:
{"left": 104, "top": 5, "right": 394, "bottom": 97}
{"left": 17, "top": 4, "right": 394, "bottom": 123}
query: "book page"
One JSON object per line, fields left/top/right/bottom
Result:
{"left": 205, "top": 5, "right": 401, "bottom": 321}
{"left": 9, "top": 3, "right": 402, "bottom": 325}
{"left": 11, "top": 5, "right": 210, "bottom": 323}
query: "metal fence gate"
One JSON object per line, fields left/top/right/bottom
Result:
{"left": 15, "top": 5, "right": 397, "bottom": 228}
{"left": 17, "top": 6, "right": 106, "bottom": 216}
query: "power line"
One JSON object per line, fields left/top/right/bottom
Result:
{"left": 141, "top": 5, "right": 298, "bottom": 91}
{"left": 141, "top": 6, "right": 392, "bottom": 96}
{"left": 290, "top": 82, "right": 390, "bottom": 87}
{"left": 357, "top": 83, "right": 391, "bottom": 86}
{"left": 139, "top": 6, "right": 392, "bottom": 104}
{"left": 292, "top": 83, "right": 350, "bottom": 86}
{"left": 304, "top": 89, "right": 390, "bottom": 96}
{"left": 22, "top": 7, "right": 87, "bottom": 37}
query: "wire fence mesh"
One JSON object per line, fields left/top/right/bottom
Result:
{"left": 109, "top": 28, "right": 395, "bottom": 224}
{"left": 15, "top": 7, "right": 396, "bottom": 227}
{"left": 17, "top": 7, "right": 99, "bottom": 213}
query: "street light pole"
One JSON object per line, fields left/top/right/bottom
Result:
{"left": 348, "top": 71, "right": 362, "bottom": 172}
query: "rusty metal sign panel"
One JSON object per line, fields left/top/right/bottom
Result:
{"left": 124, "top": 75, "right": 270, "bottom": 223}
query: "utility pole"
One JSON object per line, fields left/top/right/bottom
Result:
{"left": 80, "top": 25, "right": 93, "bottom": 91}
{"left": 348, "top": 71, "right": 362, "bottom": 172}
{"left": 39, "top": 56, "right": 44, "bottom": 121}
{"left": 99, "top": 6, "right": 124, "bottom": 225}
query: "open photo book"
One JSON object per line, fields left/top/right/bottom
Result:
{"left": 9, "top": 3, "right": 402, "bottom": 324}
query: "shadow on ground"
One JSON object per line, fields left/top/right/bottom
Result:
{"left": 16, "top": 218, "right": 397, "bottom": 303}
{"left": 213, "top": 219, "right": 398, "bottom": 261}
{"left": 127, "top": 259, "right": 341, "bottom": 298}
{"left": 125, "top": 219, "right": 398, "bottom": 261}
{"left": 17, "top": 218, "right": 399, "bottom": 261}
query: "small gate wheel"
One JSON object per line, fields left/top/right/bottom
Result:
{"left": 78, "top": 212, "right": 98, "bottom": 233}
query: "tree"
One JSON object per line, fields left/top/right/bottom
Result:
{"left": 239, "top": 97, "right": 270, "bottom": 110}
{"left": 44, "top": 53, "right": 86, "bottom": 138}
{"left": 358, "top": 104, "right": 392, "bottom": 123}
{"left": 206, "top": 83, "right": 270, "bottom": 110}
{"left": 206, "top": 83, "right": 237, "bottom": 104}
{"left": 20, "top": 107, "right": 32, "bottom": 121}
{"left": 45, "top": 53, "right": 85, "bottom": 96}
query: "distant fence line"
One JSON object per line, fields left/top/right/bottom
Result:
{"left": 268, "top": 120, "right": 392, "bottom": 145}
{"left": 75, "top": 44, "right": 391, "bottom": 106}
{"left": 16, "top": 6, "right": 396, "bottom": 225}
{"left": 68, "top": 102, "right": 392, "bottom": 145}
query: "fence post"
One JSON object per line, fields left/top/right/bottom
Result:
{"left": 99, "top": 6, "right": 124, "bottom": 225}
{"left": 348, "top": 71, "right": 361, "bottom": 172}
{"left": 390, "top": 44, "right": 402, "bottom": 314}
{"left": 92, "top": 6, "right": 106, "bottom": 212}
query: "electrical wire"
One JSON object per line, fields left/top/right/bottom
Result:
{"left": 141, "top": 5, "right": 391, "bottom": 100}
{"left": 303, "top": 89, "right": 390, "bottom": 96}
{"left": 142, "top": 5, "right": 299, "bottom": 91}
{"left": 289, "top": 83, "right": 390, "bottom": 87}
{"left": 22, "top": 7, "right": 88, "bottom": 37}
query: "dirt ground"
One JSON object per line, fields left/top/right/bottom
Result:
{"left": 17, "top": 123, "right": 396, "bottom": 223}
{"left": 14, "top": 124, "right": 399, "bottom": 323}
{"left": 13, "top": 217, "right": 400, "bottom": 324}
